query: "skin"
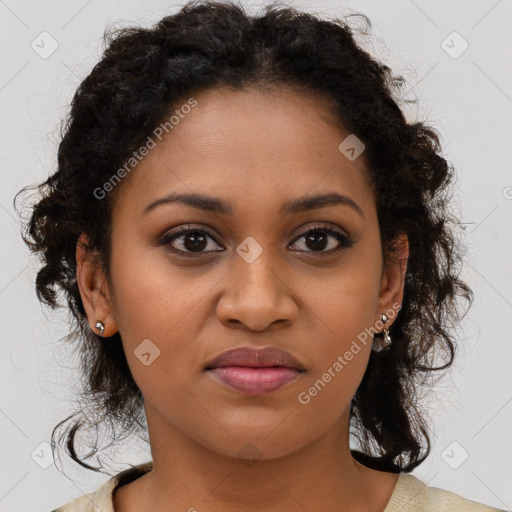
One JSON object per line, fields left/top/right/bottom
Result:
{"left": 76, "top": 85, "right": 409, "bottom": 512}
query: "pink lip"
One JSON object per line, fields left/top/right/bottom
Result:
{"left": 205, "top": 346, "right": 305, "bottom": 395}
{"left": 205, "top": 346, "right": 303, "bottom": 370}
{"left": 209, "top": 366, "right": 302, "bottom": 395}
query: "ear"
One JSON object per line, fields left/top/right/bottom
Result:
{"left": 76, "top": 233, "right": 118, "bottom": 337}
{"left": 377, "top": 232, "right": 409, "bottom": 325}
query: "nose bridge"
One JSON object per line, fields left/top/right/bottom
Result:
{"left": 233, "top": 237, "right": 283, "bottom": 301}
{"left": 216, "top": 237, "right": 297, "bottom": 330}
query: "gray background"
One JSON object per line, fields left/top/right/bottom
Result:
{"left": 1, "top": 0, "right": 511, "bottom": 510}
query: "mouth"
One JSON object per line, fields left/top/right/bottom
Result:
{"left": 204, "top": 346, "right": 306, "bottom": 395}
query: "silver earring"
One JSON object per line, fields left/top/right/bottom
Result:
{"left": 95, "top": 321, "right": 105, "bottom": 336}
{"left": 381, "top": 314, "right": 391, "bottom": 345}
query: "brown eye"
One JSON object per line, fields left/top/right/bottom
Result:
{"left": 289, "top": 225, "right": 354, "bottom": 255}
{"left": 158, "top": 223, "right": 354, "bottom": 257}
{"left": 159, "top": 227, "right": 224, "bottom": 255}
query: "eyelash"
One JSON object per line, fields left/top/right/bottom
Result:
{"left": 158, "top": 223, "right": 354, "bottom": 257}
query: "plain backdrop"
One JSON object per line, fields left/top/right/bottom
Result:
{"left": 1, "top": 1, "right": 511, "bottom": 511}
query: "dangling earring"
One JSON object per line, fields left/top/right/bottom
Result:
{"left": 381, "top": 313, "right": 392, "bottom": 345}
{"left": 94, "top": 321, "right": 105, "bottom": 336}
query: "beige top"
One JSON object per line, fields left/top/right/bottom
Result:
{"left": 51, "top": 461, "right": 507, "bottom": 511}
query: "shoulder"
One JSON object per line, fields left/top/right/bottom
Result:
{"left": 49, "top": 461, "right": 153, "bottom": 512}
{"left": 384, "top": 472, "right": 507, "bottom": 512}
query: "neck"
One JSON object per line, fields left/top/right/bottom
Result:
{"left": 119, "top": 405, "right": 393, "bottom": 512}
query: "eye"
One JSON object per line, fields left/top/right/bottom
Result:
{"left": 158, "top": 225, "right": 223, "bottom": 255}
{"left": 158, "top": 223, "right": 354, "bottom": 257}
{"left": 288, "top": 224, "right": 354, "bottom": 255}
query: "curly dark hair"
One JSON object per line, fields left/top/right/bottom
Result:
{"left": 15, "top": 0, "right": 472, "bottom": 475}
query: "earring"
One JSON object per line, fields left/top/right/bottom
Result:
{"left": 94, "top": 321, "right": 105, "bottom": 336}
{"left": 381, "top": 314, "right": 392, "bottom": 345}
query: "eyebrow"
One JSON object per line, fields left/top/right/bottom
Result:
{"left": 142, "top": 191, "right": 363, "bottom": 218}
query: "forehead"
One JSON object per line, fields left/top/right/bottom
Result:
{"left": 112, "top": 85, "right": 374, "bottom": 219}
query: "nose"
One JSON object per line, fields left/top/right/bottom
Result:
{"left": 216, "top": 251, "right": 298, "bottom": 332}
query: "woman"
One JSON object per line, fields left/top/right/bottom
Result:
{"left": 16, "top": 1, "right": 506, "bottom": 510}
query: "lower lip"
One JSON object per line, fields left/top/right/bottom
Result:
{"left": 208, "top": 366, "right": 302, "bottom": 395}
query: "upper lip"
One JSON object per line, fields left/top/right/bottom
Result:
{"left": 205, "top": 346, "right": 305, "bottom": 371}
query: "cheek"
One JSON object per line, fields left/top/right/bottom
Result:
{"left": 299, "top": 291, "right": 373, "bottom": 412}
{"left": 292, "top": 281, "right": 376, "bottom": 442}
{"left": 297, "top": 245, "right": 382, "bottom": 397}
{"left": 108, "top": 238, "right": 212, "bottom": 341}
{"left": 303, "top": 251, "right": 382, "bottom": 346}
{"left": 109, "top": 255, "right": 172, "bottom": 342}
{"left": 107, "top": 242, "right": 221, "bottom": 391}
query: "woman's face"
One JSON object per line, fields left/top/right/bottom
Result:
{"left": 78, "top": 85, "right": 407, "bottom": 460}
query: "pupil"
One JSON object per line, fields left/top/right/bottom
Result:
{"left": 185, "top": 233, "right": 207, "bottom": 252}
{"left": 307, "top": 232, "right": 327, "bottom": 251}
